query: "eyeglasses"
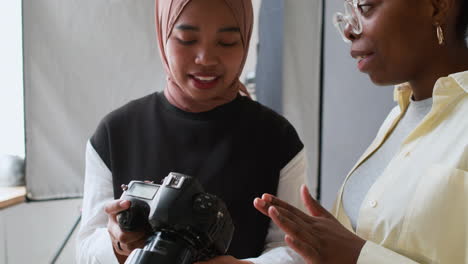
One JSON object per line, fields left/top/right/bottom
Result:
{"left": 333, "top": 0, "right": 363, "bottom": 43}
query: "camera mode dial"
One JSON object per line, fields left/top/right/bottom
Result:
{"left": 193, "top": 193, "right": 216, "bottom": 213}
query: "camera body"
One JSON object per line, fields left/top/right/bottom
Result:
{"left": 117, "top": 172, "right": 234, "bottom": 264}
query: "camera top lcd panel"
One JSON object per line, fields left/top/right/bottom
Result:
{"left": 127, "top": 182, "right": 160, "bottom": 200}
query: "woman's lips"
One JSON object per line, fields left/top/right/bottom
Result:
{"left": 357, "top": 54, "right": 375, "bottom": 72}
{"left": 351, "top": 51, "right": 375, "bottom": 73}
{"left": 189, "top": 74, "right": 220, "bottom": 90}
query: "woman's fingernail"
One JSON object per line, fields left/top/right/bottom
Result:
{"left": 270, "top": 206, "right": 280, "bottom": 217}
{"left": 256, "top": 198, "right": 266, "bottom": 207}
{"left": 262, "top": 194, "right": 272, "bottom": 202}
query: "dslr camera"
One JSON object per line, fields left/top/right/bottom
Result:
{"left": 117, "top": 172, "right": 234, "bottom": 264}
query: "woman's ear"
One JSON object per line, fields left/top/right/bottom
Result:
{"left": 430, "top": 0, "right": 454, "bottom": 25}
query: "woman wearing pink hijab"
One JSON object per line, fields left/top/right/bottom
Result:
{"left": 77, "top": 0, "right": 307, "bottom": 263}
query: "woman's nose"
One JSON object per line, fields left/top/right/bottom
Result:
{"left": 343, "top": 24, "right": 359, "bottom": 42}
{"left": 194, "top": 49, "right": 218, "bottom": 66}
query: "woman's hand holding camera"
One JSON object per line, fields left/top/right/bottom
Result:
{"left": 105, "top": 199, "right": 148, "bottom": 260}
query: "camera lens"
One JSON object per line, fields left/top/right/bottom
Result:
{"left": 125, "top": 232, "right": 194, "bottom": 264}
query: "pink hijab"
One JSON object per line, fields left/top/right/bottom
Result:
{"left": 155, "top": 0, "right": 253, "bottom": 112}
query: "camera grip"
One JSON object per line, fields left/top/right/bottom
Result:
{"left": 117, "top": 199, "right": 151, "bottom": 232}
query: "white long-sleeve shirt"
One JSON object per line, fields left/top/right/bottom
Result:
{"left": 76, "top": 142, "right": 308, "bottom": 264}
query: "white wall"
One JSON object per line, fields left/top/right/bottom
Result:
{"left": 0, "top": 1, "right": 24, "bottom": 158}
{"left": 0, "top": 211, "right": 5, "bottom": 264}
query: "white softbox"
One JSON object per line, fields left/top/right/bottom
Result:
{"left": 256, "top": 0, "right": 322, "bottom": 195}
{"left": 23, "top": 0, "right": 165, "bottom": 200}
{"left": 283, "top": 0, "right": 323, "bottom": 195}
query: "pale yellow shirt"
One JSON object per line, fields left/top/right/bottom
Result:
{"left": 332, "top": 70, "right": 468, "bottom": 263}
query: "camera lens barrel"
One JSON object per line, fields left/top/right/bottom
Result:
{"left": 125, "top": 232, "right": 194, "bottom": 264}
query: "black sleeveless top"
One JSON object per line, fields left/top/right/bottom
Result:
{"left": 90, "top": 92, "right": 303, "bottom": 259}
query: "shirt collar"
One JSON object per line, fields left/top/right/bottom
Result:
{"left": 393, "top": 70, "right": 468, "bottom": 112}
{"left": 393, "top": 83, "right": 412, "bottom": 112}
{"left": 449, "top": 70, "right": 468, "bottom": 93}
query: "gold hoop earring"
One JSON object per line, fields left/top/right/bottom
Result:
{"left": 436, "top": 24, "right": 444, "bottom": 45}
